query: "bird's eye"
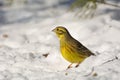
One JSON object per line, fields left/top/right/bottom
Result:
{"left": 57, "top": 28, "right": 59, "bottom": 31}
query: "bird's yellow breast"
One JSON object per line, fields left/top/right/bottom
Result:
{"left": 60, "top": 45, "right": 86, "bottom": 63}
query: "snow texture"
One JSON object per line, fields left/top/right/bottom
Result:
{"left": 0, "top": 0, "right": 120, "bottom": 80}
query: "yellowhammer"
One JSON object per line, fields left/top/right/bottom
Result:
{"left": 52, "top": 26, "right": 95, "bottom": 69}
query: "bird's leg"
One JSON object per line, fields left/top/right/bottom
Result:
{"left": 66, "top": 63, "right": 73, "bottom": 70}
{"left": 75, "top": 62, "right": 81, "bottom": 68}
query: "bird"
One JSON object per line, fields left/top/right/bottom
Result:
{"left": 52, "top": 26, "right": 95, "bottom": 69}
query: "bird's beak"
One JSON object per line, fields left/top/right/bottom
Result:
{"left": 52, "top": 28, "right": 55, "bottom": 32}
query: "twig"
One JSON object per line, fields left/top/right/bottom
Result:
{"left": 100, "top": 56, "right": 118, "bottom": 66}
{"left": 83, "top": 56, "right": 118, "bottom": 76}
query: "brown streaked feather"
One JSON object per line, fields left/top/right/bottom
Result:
{"left": 68, "top": 37, "right": 95, "bottom": 57}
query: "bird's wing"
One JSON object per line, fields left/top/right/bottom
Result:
{"left": 71, "top": 39, "right": 94, "bottom": 56}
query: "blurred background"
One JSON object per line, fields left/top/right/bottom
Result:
{"left": 0, "top": 0, "right": 73, "bottom": 25}
{"left": 0, "top": 0, "right": 120, "bottom": 25}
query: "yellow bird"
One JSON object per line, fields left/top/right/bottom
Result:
{"left": 52, "top": 26, "right": 95, "bottom": 69}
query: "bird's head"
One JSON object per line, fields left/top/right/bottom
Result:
{"left": 52, "top": 26, "right": 70, "bottom": 39}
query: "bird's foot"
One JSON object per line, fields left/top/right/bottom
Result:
{"left": 75, "top": 62, "right": 80, "bottom": 68}
{"left": 66, "top": 63, "right": 73, "bottom": 70}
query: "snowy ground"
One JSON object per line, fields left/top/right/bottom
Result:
{"left": 0, "top": 0, "right": 120, "bottom": 80}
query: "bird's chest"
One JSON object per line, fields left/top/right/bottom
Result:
{"left": 60, "top": 45, "right": 71, "bottom": 61}
{"left": 60, "top": 42, "right": 70, "bottom": 55}
{"left": 60, "top": 46, "right": 68, "bottom": 55}
{"left": 60, "top": 41, "right": 86, "bottom": 63}
{"left": 60, "top": 43, "right": 76, "bottom": 63}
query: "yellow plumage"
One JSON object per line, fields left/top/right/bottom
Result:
{"left": 52, "top": 26, "right": 94, "bottom": 69}
{"left": 60, "top": 41, "right": 87, "bottom": 63}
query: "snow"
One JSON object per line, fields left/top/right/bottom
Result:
{"left": 0, "top": 0, "right": 120, "bottom": 80}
